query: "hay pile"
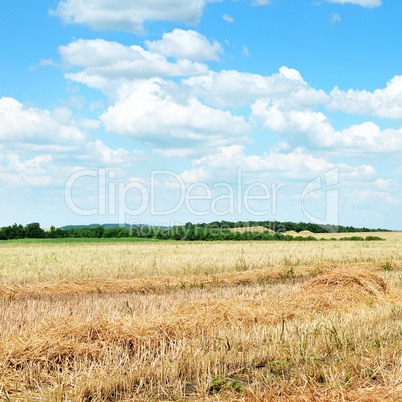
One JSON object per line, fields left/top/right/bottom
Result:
{"left": 0, "top": 265, "right": 323, "bottom": 298}
{"left": 306, "top": 267, "right": 387, "bottom": 294}
{"left": 293, "top": 267, "right": 387, "bottom": 310}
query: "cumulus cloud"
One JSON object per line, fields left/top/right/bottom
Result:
{"left": 252, "top": 100, "right": 402, "bottom": 153}
{"left": 329, "top": 74, "right": 402, "bottom": 119}
{"left": 346, "top": 189, "right": 399, "bottom": 206}
{"left": 0, "top": 139, "right": 149, "bottom": 188}
{"left": 183, "top": 67, "right": 329, "bottom": 108}
{"left": 0, "top": 97, "right": 86, "bottom": 145}
{"left": 222, "top": 14, "right": 235, "bottom": 23}
{"left": 0, "top": 154, "right": 57, "bottom": 187}
{"left": 51, "top": 0, "right": 273, "bottom": 33}
{"left": 179, "top": 145, "right": 375, "bottom": 184}
{"left": 374, "top": 178, "right": 395, "bottom": 189}
{"left": 324, "top": 0, "right": 382, "bottom": 7}
{"left": 51, "top": 0, "right": 216, "bottom": 33}
{"left": 100, "top": 79, "right": 251, "bottom": 155}
{"left": 189, "top": 145, "right": 334, "bottom": 177}
{"left": 7, "top": 153, "right": 52, "bottom": 174}
{"left": 84, "top": 140, "right": 147, "bottom": 166}
{"left": 146, "top": 29, "right": 223, "bottom": 61}
{"left": 61, "top": 38, "right": 209, "bottom": 92}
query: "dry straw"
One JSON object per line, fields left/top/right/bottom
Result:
{"left": 292, "top": 267, "right": 388, "bottom": 311}
{"left": 305, "top": 267, "right": 387, "bottom": 295}
{"left": 0, "top": 263, "right": 387, "bottom": 299}
{"left": 0, "top": 268, "right": 390, "bottom": 368}
{"left": 0, "top": 240, "right": 401, "bottom": 400}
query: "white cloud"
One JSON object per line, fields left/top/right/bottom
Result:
{"left": 5, "top": 144, "right": 79, "bottom": 154}
{"left": 51, "top": 0, "right": 217, "bottom": 33}
{"left": 346, "top": 189, "right": 399, "bottom": 206}
{"left": 84, "top": 140, "right": 147, "bottom": 166}
{"left": 7, "top": 153, "right": 52, "bottom": 174}
{"left": 179, "top": 145, "right": 375, "bottom": 183}
{"left": 0, "top": 154, "right": 56, "bottom": 187}
{"left": 252, "top": 100, "right": 402, "bottom": 153}
{"left": 184, "top": 67, "right": 329, "bottom": 108}
{"left": 324, "top": 0, "right": 382, "bottom": 7}
{"left": 51, "top": 0, "right": 273, "bottom": 33}
{"left": 0, "top": 97, "right": 86, "bottom": 145}
{"left": 100, "top": 78, "right": 251, "bottom": 155}
{"left": 191, "top": 145, "right": 333, "bottom": 177}
{"left": 152, "top": 148, "right": 196, "bottom": 158}
{"left": 329, "top": 74, "right": 402, "bottom": 119}
{"left": 61, "top": 38, "right": 209, "bottom": 91}
{"left": 0, "top": 139, "right": 148, "bottom": 188}
{"left": 374, "top": 178, "right": 394, "bottom": 189}
{"left": 40, "top": 58, "right": 57, "bottom": 67}
{"left": 222, "top": 14, "right": 235, "bottom": 23}
{"left": 331, "top": 13, "right": 341, "bottom": 27}
{"left": 243, "top": 45, "right": 250, "bottom": 57}
{"left": 251, "top": 0, "right": 271, "bottom": 4}
{"left": 146, "top": 29, "right": 223, "bottom": 61}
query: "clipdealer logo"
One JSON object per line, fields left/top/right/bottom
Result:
{"left": 64, "top": 168, "right": 287, "bottom": 222}
{"left": 64, "top": 167, "right": 339, "bottom": 228}
{"left": 301, "top": 167, "right": 339, "bottom": 229}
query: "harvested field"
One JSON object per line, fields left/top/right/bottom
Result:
{"left": 292, "top": 231, "right": 402, "bottom": 241}
{"left": 230, "top": 226, "right": 275, "bottom": 234}
{"left": 1, "top": 237, "right": 402, "bottom": 400}
{"left": 1, "top": 239, "right": 402, "bottom": 283}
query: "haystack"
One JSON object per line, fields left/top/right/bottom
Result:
{"left": 306, "top": 268, "right": 387, "bottom": 294}
{"left": 293, "top": 268, "right": 387, "bottom": 310}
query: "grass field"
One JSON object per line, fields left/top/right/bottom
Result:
{"left": 5, "top": 237, "right": 164, "bottom": 244}
{"left": 1, "top": 236, "right": 402, "bottom": 400}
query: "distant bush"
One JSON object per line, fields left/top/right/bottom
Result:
{"left": 364, "top": 236, "right": 385, "bottom": 241}
{"left": 338, "top": 236, "right": 384, "bottom": 241}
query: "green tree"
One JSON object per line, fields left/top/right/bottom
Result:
{"left": 25, "top": 222, "right": 45, "bottom": 238}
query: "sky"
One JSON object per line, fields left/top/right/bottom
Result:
{"left": 1, "top": 0, "right": 402, "bottom": 230}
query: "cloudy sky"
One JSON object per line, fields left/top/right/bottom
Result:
{"left": 1, "top": 0, "right": 401, "bottom": 229}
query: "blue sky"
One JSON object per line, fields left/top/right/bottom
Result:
{"left": 1, "top": 0, "right": 401, "bottom": 229}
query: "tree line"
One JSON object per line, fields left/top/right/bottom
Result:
{"left": 201, "top": 220, "right": 390, "bottom": 233}
{"left": 0, "top": 221, "right": 388, "bottom": 241}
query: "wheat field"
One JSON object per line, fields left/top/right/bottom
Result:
{"left": 1, "top": 237, "right": 402, "bottom": 400}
